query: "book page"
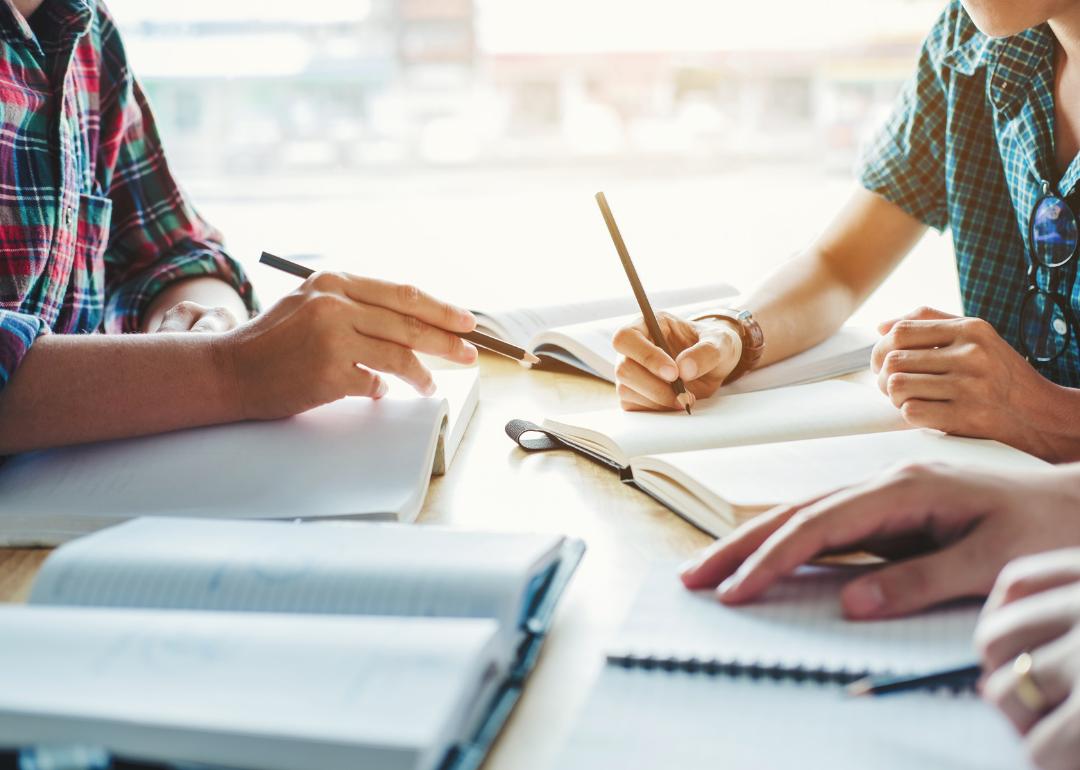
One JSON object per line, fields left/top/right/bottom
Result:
{"left": 559, "top": 665, "right": 1031, "bottom": 770}
{"left": 30, "top": 517, "right": 564, "bottom": 664}
{"left": 545, "top": 380, "right": 907, "bottom": 465}
{"left": 638, "top": 430, "right": 1050, "bottom": 509}
{"left": 0, "top": 396, "right": 449, "bottom": 547}
{"left": 0, "top": 605, "right": 500, "bottom": 770}
{"left": 613, "top": 561, "right": 980, "bottom": 677}
{"left": 475, "top": 283, "right": 736, "bottom": 349}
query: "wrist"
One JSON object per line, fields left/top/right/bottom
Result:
{"left": 209, "top": 332, "right": 248, "bottom": 422}
{"left": 1021, "top": 380, "right": 1080, "bottom": 463}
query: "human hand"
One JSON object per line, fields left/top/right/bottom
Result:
{"left": 611, "top": 312, "right": 741, "bottom": 411}
{"left": 218, "top": 272, "right": 478, "bottom": 420}
{"left": 873, "top": 306, "right": 1070, "bottom": 460}
{"left": 977, "top": 550, "right": 1080, "bottom": 769}
{"left": 155, "top": 301, "right": 241, "bottom": 334}
{"left": 678, "top": 461, "right": 1080, "bottom": 619}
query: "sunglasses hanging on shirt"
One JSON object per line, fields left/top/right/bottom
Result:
{"left": 1019, "top": 182, "right": 1080, "bottom": 362}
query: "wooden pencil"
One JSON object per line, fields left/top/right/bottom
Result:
{"left": 258, "top": 252, "right": 540, "bottom": 364}
{"left": 594, "top": 193, "right": 692, "bottom": 414}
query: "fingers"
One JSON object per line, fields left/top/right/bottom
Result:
{"left": 983, "top": 630, "right": 1080, "bottom": 736}
{"left": 347, "top": 365, "right": 390, "bottom": 399}
{"left": 679, "top": 502, "right": 808, "bottom": 589}
{"left": 871, "top": 316, "right": 958, "bottom": 373}
{"left": 1027, "top": 688, "right": 1080, "bottom": 769}
{"left": 347, "top": 336, "right": 437, "bottom": 396}
{"left": 613, "top": 322, "right": 679, "bottom": 381}
{"left": 156, "top": 302, "right": 238, "bottom": 334}
{"left": 985, "top": 550, "right": 1080, "bottom": 615}
{"left": 615, "top": 356, "right": 684, "bottom": 410}
{"left": 977, "top": 583, "right": 1080, "bottom": 673}
{"left": 837, "top": 536, "right": 994, "bottom": 618}
{"left": 713, "top": 464, "right": 991, "bottom": 613}
{"left": 306, "top": 272, "right": 476, "bottom": 334}
{"left": 875, "top": 306, "right": 961, "bottom": 336}
{"left": 675, "top": 324, "right": 739, "bottom": 384}
{"left": 349, "top": 303, "right": 477, "bottom": 365}
{"left": 876, "top": 347, "right": 948, "bottom": 394}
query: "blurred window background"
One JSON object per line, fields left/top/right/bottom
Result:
{"left": 105, "top": 0, "right": 960, "bottom": 319}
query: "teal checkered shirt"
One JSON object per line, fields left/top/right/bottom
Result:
{"left": 858, "top": 1, "right": 1080, "bottom": 386}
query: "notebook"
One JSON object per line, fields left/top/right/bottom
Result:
{"left": 628, "top": 429, "right": 1050, "bottom": 537}
{"left": 475, "top": 286, "right": 877, "bottom": 386}
{"left": 2, "top": 517, "right": 586, "bottom": 770}
{"left": 556, "top": 561, "right": 1034, "bottom": 770}
{"left": 0, "top": 368, "right": 479, "bottom": 547}
{"left": 511, "top": 379, "right": 907, "bottom": 470}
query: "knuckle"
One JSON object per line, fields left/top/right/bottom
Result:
{"left": 614, "top": 358, "right": 632, "bottom": 381}
{"left": 306, "top": 292, "right": 344, "bottom": 324}
{"left": 403, "top": 313, "right": 426, "bottom": 344}
{"left": 883, "top": 349, "right": 904, "bottom": 370}
{"left": 891, "top": 320, "right": 917, "bottom": 337}
{"left": 308, "top": 271, "right": 344, "bottom": 292}
{"left": 396, "top": 283, "right": 424, "bottom": 311}
{"left": 612, "top": 327, "right": 634, "bottom": 351}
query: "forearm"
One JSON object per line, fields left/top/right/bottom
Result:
{"left": 734, "top": 187, "right": 927, "bottom": 366}
{"left": 0, "top": 333, "right": 241, "bottom": 454}
{"left": 142, "top": 276, "right": 252, "bottom": 333}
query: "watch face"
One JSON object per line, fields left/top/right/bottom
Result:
{"left": 736, "top": 310, "right": 752, "bottom": 321}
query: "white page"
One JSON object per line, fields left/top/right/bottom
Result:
{"left": 558, "top": 667, "right": 1032, "bottom": 770}
{"left": 0, "top": 605, "right": 500, "bottom": 770}
{"left": 613, "top": 561, "right": 980, "bottom": 677}
{"left": 637, "top": 430, "right": 1050, "bottom": 509}
{"left": 384, "top": 367, "right": 480, "bottom": 467}
{"left": 721, "top": 325, "right": 879, "bottom": 395}
{"left": 545, "top": 380, "right": 907, "bottom": 465}
{"left": 0, "top": 396, "right": 447, "bottom": 547}
{"left": 29, "top": 517, "right": 564, "bottom": 664}
{"left": 476, "top": 283, "right": 736, "bottom": 349}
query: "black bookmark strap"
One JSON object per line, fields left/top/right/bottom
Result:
{"left": 505, "top": 419, "right": 570, "bottom": 452}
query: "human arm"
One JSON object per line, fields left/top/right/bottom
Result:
{"left": 0, "top": 272, "right": 478, "bottom": 455}
{"left": 611, "top": 186, "right": 928, "bottom": 411}
{"left": 976, "top": 550, "right": 1080, "bottom": 770}
{"left": 677, "top": 461, "right": 1080, "bottom": 619}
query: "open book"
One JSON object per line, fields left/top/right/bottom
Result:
{"left": 475, "top": 287, "right": 877, "bottom": 386}
{"left": 557, "top": 562, "right": 1032, "bottom": 770}
{"left": 1, "top": 517, "right": 585, "bottom": 770}
{"left": 630, "top": 429, "right": 1049, "bottom": 536}
{"left": 0, "top": 368, "right": 479, "bottom": 547}
{"left": 510, "top": 380, "right": 1046, "bottom": 536}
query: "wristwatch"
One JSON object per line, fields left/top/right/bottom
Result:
{"left": 689, "top": 308, "right": 764, "bottom": 384}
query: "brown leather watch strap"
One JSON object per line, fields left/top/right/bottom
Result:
{"left": 690, "top": 309, "right": 764, "bottom": 384}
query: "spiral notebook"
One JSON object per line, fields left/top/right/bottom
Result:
{"left": 557, "top": 562, "right": 1031, "bottom": 770}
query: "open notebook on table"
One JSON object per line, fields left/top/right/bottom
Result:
{"left": 508, "top": 381, "right": 1046, "bottom": 536}
{"left": 474, "top": 286, "right": 876, "bottom": 386}
{"left": 1, "top": 516, "right": 585, "bottom": 770}
{"left": 557, "top": 561, "right": 1034, "bottom": 770}
{"left": 0, "top": 368, "right": 479, "bottom": 547}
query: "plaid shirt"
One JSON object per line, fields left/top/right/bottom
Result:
{"left": 0, "top": 0, "right": 257, "bottom": 393}
{"left": 858, "top": 1, "right": 1080, "bottom": 387}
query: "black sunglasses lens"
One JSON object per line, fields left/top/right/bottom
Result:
{"left": 1032, "top": 196, "right": 1079, "bottom": 268}
{"left": 1021, "top": 291, "right": 1071, "bottom": 360}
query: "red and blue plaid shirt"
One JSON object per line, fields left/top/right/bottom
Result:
{"left": 0, "top": 0, "right": 257, "bottom": 394}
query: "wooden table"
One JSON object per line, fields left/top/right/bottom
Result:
{"left": 0, "top": 352, "right": 716, "bottom": 770}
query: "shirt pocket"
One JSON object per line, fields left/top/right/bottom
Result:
{"left": 77, "top": 192, "right": 113, "bottom": 265}
{"left": 63, "top": 192, "right": 113, "bottom": 332}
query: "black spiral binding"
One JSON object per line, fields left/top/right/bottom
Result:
{"left": 606, "top": 654, "right": 869, "bottom": 686}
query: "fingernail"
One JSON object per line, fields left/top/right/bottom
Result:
{"left": 680, "top": 360, "right": 697, "bottom": 379}
{"left": 659, "top": 365, "right": 677, "bottom": 381}
{"left": 845, "top": 579, "right": 885, "bottom": 617}
{"left": 718, "top": 574, "right": 741, "bottom": 597}
{"left": 678, "top": 555, "right": 705, "bottom": 575}
{"left": 375, "top": 378, "right": 389, "bottom": 398}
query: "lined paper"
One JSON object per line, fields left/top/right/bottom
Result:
{"left": 612, "top": 561, "right": 981, "bottom": 677}
{"left": 0, "top": 605, "right": 500, "bottom": 770}
{"left": 30, "top": 518, "right": 564, "bottom": 664}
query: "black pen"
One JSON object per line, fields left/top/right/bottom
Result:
{"left": 259, "top": 251, "right": 540, "bottom": 364}
{"left": 846, "top": 663, "right": 982, "bottom": 696}
{"left": 594, "top": 193, "right": 692, "bottom": 415}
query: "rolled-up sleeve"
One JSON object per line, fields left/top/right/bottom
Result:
{"left": 0, "top": 309, "right": 45, "bottom": 391}
{"left": 98, "top": 49, "right": 259, "bottom": 333}
{"left": 856, "top": 12, "right": 952, "bottom": 232}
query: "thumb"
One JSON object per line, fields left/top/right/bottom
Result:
{"left": 877, "top": 306, "right": 959, "bottom": 335}
{"left": 675, "top": 324, "right": 740, "bottom": 382}
{"left": 839, "top": 537, "right": 995, "bottom": 619}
